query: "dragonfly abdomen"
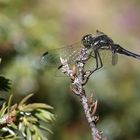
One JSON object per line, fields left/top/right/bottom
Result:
{"left": 114, "top": 44, "right": 140, "bottom": 60}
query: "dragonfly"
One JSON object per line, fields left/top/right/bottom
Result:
{"left": 42, "top": 30, "right": 140, "bottom": 74}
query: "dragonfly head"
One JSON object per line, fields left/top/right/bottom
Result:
{"left": 81, "top": 34, "right": 93, "bottom": 49}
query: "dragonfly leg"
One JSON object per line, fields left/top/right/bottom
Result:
{"left": 82, "top": 50, "right": 103, "bottom": 85}
{"left": 91, "top": 50, "right": 103, "bottom": 73}
{"left": 97, "top": 50, "right": 103, "bottom": 69}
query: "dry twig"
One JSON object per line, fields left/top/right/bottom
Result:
{"left": 60, "top": 48, "right": 106, "bottom": 140}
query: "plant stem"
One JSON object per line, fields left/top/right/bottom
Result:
{"left": 60, "top": 50, "right": 104, "bottom": 139}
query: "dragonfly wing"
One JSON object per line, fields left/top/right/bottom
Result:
{"left": 76, "top": 48, "right": 117, "bottom": 73}
{"left": 42, "top": 49, "right": 61, "bottom": 67}
{"left": 98, "top": 49, "right": 113, "bottom": 66}
{"left": 41, "top": 42, "right": 82, "bottom": 68}
{"left": 112, "top": 52, "right": 118, "bottom": 65}
{"left": 97, "top": 47, "right": 119, "bottom": 66}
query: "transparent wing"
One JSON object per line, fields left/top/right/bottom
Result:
{"left": 41, "top": 42, "right": 82, "bottom": 68}
{"left": 98, "top": 49, "right": 113, "bottom": 66}
{"left": 83, "top": 49, "right": 115, "bottom": 70}
{"left": 112, "top": 53, "right": 118, "bottom": 65}
{"left": 41, "top": 43, "right": 118, "bottom": 76}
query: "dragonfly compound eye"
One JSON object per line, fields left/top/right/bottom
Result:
{"left": 81, "top": 34, "right": 93, "bottom": 48}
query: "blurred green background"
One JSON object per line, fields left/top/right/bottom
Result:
{"left": 0, "top": 0, "right": 140, "bottom": 140}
